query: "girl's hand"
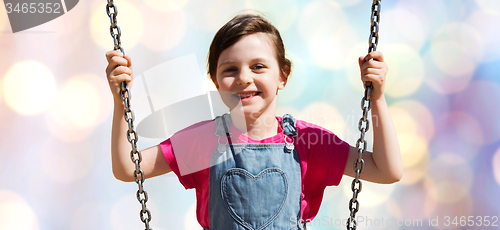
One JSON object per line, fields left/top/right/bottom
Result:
{"left": 105, "top": 50, "right": 134, "bottom": 101}
{"left": 358, "top": 51, "right": 388, "bottom": 101}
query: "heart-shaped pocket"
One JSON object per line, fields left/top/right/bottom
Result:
{"left": 221, "top": 168, "right": 288, "bottom": 230}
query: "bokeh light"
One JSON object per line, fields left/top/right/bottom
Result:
{"left": 40, "top": 138, "right": 93, "bottom": 183}
{"left": 494, "top": 147, "right": 500, "bottom": 186}
{"left": 0, "top": 190, "right": 40, "bottom": 230}
{"left": 90, "top": 0, "right": 144, "bottom": 51}
{"left": 430, "top": 127, "right": 480, "bottom": 163}
{"left": 395, "top": 0, "right": 448, "bottom": 41}
{"left": 299, "top": 1, "right": 358, "bottom": 70}
{"left": 45, "top": 111, "right": 95, "bottom": 142}
{"left": 427, "top": 23, "right": 483, "bottom": 94}
{"left": 245, "top": 0, "right": 299, "bottom": 32}
{"left": 52, "top": 77, "right": 101, "bottom": 128}
{"left": 443, "top": 111, "right": 484, "bottom": 145}
{"left": 0, "top": 75, "right": 3, "bottom": 105}
{"left": 424, "top": 195, "right": 473, "bottom": 230}
{"left": 430, "top": 23, "right": 483, "bottom": 76}
{"left": 70, "top": 202, "right": 109, "bottom": 230}
{"left": 385, "top": 198, "right": 403, "bottom": 220}
{"left": 400, "top": 163, "right": 427, "bottom": 186}
{"left": 398, "top": 133, "right": 428, "bottom": 169}
{"left": 46, "top": 74, "right": 110, "bottom": 142}
{"left": 2, "top": 61, "right": 56, "bottom": 116}
{"left": 394, "top": 183, "right": 435, "bottom": 222}
{"left": 474, "top": 0, "right": 500, "bottom": 14}
{"left": 141, "top": 10, "right": 186, "bottom": 51}
{"left": 383, "top": 44, "right": 424, "bottom": 98}
{"left": 186, "top": 0, "right": 246, "bottom": 32}
{"left": 334, "top": 0, "right": 362, "bottom": 7}
{"left": 453, "top": 80, "right": 500, "bottom": 144}
{"left": 390, "top": 107, "right": 417, "bottom": 139}
{"left": 425, "top": 154, "right": 473, "bottom": 204}
{"left": 277, "top": 52, "right": 308, "bottom": 104}
{"left": 381, "top": 8, "right": 425, "bottom": 51}
{"left": 467, "top": 9, "right": 500, "bottom": 62}
{"left": 298, "top": 1, "right": 346, "bottom": 43}
{"left": 144, "top": 0, "right": 189, "bottom": 12}
{"left": 0, "top": 2, "right": 7, "bottom": 32}
{"left": 390, "top": 100, "right": 435, "bottom": 142}
{"left": 389, "top": 102, "right": 432, "bottom": 169}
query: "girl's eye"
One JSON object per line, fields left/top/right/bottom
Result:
{"left": 253, "top": 64, "right": 265, "bottom": 70}
{"left": 224, "top": 67, "right": 237, "bottom": 73}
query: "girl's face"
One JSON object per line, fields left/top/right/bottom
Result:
{"left": 216, "top": 33, "right": 287, "bottom": 119}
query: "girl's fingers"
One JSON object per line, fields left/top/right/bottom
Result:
{"left": 360, "top": 59, "right": 386, "bottom": 71}
{"left": 105, "top": 50, "right": 128, "bottom": 69}
{"left": 108, "top": 72, "right": 133, "bottom": 97}
{"left": 358, "top": 56, "right": 365, "bottom": 68}
{"left": 113, "top": 73, "right": 133, "bottom": 83}
{"left": 106, "top": 53, "right": 131, "bottom": 77}
{"left": 106, "top": 60, "right": 126, "bottom": 77}
{"left": 361, "top": 69, "right": 385, "bottom": 81}
{"left": 364, "top": 51, "right": 384, "bottom": 62}
{"left": 110, "top": 55, "right": 129, "bottom": 67}
{"left": 105, "top": 50, "right": 124, "bottom": 63}
{"left": 110, "top": 66, "right": 133, "bottom": 79}
{"left": 105, "top": 62, "right": 120, "bottom": 76}
{"left": 123, "top": 55, "right": 133, "bottom": 68}
{"left": 362, "top": 66, "right": 386, "bottom": 75}
{"left": 105, "top": 50, "right": 134, "bottom": 98}
{"left": 358, "top": 52, "right": 387, "bottom": 100}
{"left": 359, "top": 51, "right": 385, "bottom": 68}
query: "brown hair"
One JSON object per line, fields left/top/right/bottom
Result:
{"left": 207, "top": 13, "right": 292, "bottom": 87}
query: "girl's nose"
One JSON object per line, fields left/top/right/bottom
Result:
{"left": 235, "top": 69, "right": 253, "bottom": 85}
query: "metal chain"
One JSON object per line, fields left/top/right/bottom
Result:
{"left": 106, "top": 1, "right": 153, "bottom": 229}
{"left": 346, "top": 0, "right": 380, "bottom": 230}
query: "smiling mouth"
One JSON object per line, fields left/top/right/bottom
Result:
{"left": 236, "top": 92, "right": 260, "bottom": 99}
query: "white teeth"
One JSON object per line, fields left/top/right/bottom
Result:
{"left": 237, "top": 92, "right": 258, "bottom": 98}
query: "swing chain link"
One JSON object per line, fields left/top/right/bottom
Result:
{"left": 368, "top": 0, "right": 381, "bottom": 54}
{"left": 106, "top": 1, "right": 153, "bottom": 229}
{"left": 347, "top": 0, "right": 380, "bottom": 230}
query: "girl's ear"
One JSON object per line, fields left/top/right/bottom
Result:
{"left": 278, "top": 67, "right": 290, "bottom": 90}
{"left": 278, "top": 75, "right": 287, "bottom": 90}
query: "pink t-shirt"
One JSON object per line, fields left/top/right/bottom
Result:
{"left": 160, "top": 116, "right": 350, "bottom": 229}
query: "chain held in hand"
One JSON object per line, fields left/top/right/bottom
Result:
{"left": 106, "top": 1, "right": 153, "bottom": 229}
{"left": 347, "top": 0, "right": 380, "bottom": 230}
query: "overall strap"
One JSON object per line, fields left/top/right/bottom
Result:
{"left": 220, "top": 115, "right": 232, "bottom": 144}
{"left": 214, "top": 113, "right": 236, "bottom": 156}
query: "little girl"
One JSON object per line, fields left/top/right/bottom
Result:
{"left": 106, "top": 13, "right": 402, "bottom": 230}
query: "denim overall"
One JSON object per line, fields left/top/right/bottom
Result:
{"left": 204, "top": 113, "right": 304, "bottom": 230}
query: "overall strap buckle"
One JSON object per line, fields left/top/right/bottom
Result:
{"left": 282, "top": 114, "right": 297, "bottom": 152}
